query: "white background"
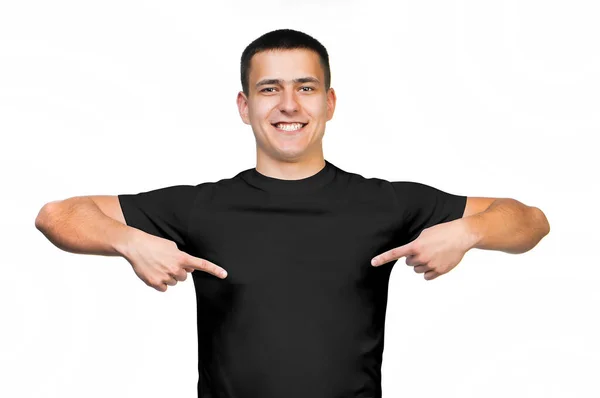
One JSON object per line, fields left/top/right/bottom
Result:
{"left": 2, "top": 0, "right": 598, "bottom": 397}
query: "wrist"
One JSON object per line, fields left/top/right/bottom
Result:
{"left": 460, "top": 214, "right": 484, "bottom": 251}
{"left": 112, "top": 224, "right": 140, "bottom": 258}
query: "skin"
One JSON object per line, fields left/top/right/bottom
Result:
{"left": 236, "top": 48, "right": 337, "bottom": 180}
{"left": 371, "top": 198, "right": 550, "bottom": 280}
{"left": 371, "top": 219, "right": 476, "bottom": 281}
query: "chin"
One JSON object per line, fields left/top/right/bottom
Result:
{"left": 272, "top": 146, "right": 310, "bottom": 159}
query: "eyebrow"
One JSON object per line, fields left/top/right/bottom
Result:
{"left": 255, "top": 77, "right": 320, "bottom": 88}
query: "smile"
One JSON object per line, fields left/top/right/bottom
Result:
{"left": 271, "top": 122, "right": 308, "bottom": 133}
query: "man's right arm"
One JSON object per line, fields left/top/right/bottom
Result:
{"left": 34, "top": 196, "right": 137, "bottom": 258}
{"left": 35, "top": 192, "right": 227, "bottom": 291}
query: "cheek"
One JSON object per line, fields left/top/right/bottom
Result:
{"left": 305, "top": 98, "right": 328, "bottom": 117}
{"left": 251, "top": 102, "right": 276, "bottom": 122}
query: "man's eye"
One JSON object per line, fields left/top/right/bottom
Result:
{"left": 260, "top": 87, "right": 313, "bottom": 93}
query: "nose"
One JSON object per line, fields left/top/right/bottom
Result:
{"left": 278, "top": 88, "right": 299, "bottom": 114}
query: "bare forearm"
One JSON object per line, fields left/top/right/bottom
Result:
{"left": 35, "top": 197, "right": 135, "bottom": 257}
{"left": 462, "top": 198, "right": 550, "bottom": 254}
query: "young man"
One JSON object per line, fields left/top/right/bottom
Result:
{"left": 36, "top": 29, "right": 549, "bottom": 398}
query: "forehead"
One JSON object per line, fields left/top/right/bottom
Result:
{"left": 249, "top": 49, "right": 324, "bottom": 85}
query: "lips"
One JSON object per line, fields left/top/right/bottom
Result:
{"left": 271, "top": 122, "right": 308, "bottom": 132}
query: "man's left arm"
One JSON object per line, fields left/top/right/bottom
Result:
{"left": 461, "top": 198, "right": 550, "bottom": 254}
{"left": 370, "top": 197, "right": 551, "bottom": 280}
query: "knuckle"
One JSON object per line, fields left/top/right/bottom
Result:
{"left": 177, "top": 251, "right": 189, "bottom": 263}
{"left": 164, "top": 265, "right": 175, "bottom": 275}
{"left": 173, "top": 271, "right": 184, "bottom": 281}
{"left": 412, "top": 241, "right": 422, "bottom": 252}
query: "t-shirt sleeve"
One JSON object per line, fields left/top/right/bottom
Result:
{"left": 117, "top": 185, "right": 199, "bottom": 250}
{"left": 392, "top": 181, "right": 467, "bottom": 244}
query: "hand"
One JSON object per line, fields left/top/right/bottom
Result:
{"left": 370, "top": 219, "right": 473, "bottom": 281}
{"left": 123, "top": 231, "right": 228, "bottom": 292}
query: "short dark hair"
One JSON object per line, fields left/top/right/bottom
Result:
{"left": 240, "top": 29, "right": 331, "bottom": 96}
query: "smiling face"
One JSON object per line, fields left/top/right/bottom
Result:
{"left": 237, "top": 48, "right": 336, "bottom": 163}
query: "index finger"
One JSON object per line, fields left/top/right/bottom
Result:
{"left": 185, "top": 254, "right": 228, "bottom": 278}
{"left": 371, "top": 242, "right": 416, "bottom": 267}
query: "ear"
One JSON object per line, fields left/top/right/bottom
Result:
{"left": 326, "top": 87, "right": 336, "bottom": 121}
{"left": 237, "top": 91, "right": 251, "bottom": 125}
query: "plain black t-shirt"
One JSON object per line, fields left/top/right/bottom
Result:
{"left": 118, "top": 159, "right": 467, "bottom": 398}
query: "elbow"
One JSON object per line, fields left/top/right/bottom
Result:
{"left": 35, "top": 204, "right": 50, "bottom": 232}
{"left": 532, "top": 207, "right": 550, "bottom": 237}
{"left": 35, "top": 201, "right": 60, "bottom": 232}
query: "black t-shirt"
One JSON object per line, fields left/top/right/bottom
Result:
{"left": 118, "top": 160, "right": 466, "bottom": 398}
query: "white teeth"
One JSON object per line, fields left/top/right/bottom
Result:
{"left": 275, "top": 122, "right": 304, "bottom": 131}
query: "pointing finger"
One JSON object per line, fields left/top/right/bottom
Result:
{"left": 371, "top": 242, "right": 416, "bottom": 267}
{"left": 185, "top": 254, "right": 228, "bottom": 279}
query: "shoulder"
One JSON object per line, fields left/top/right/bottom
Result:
{"left": 334, "top": 167, "right": 399, "bottom": 208}
{"left": 390, "top": 180, "right": 435, "bottom": 200}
